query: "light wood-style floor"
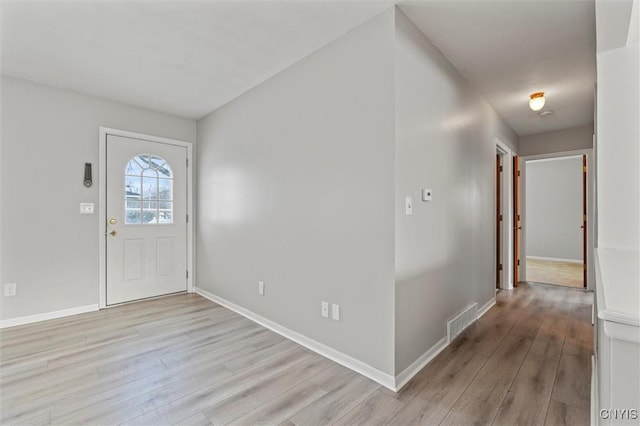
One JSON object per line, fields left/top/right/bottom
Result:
{"left": 527, "top": 258, "right": 584, "bottom": 288}
{"left": 0, "top": 282, "right": 593, "bottom": 426}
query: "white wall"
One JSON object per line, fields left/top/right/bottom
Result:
{"left": 196, "top": 10, "right": 396, "bottom": 375}
{"left": 0, "top": 76, "right": 196, "bottom": 321}
{"left": 525, "top": 157, "right": 583, "bottom": 261}
{"left": 393, "top": 10, "right": 518, "bottom": 373}
{"left": 519, "top": 125, "right": 593, "bottom": 157}
{"left": 595, "top": 43, "right": 639, "bottom": 250}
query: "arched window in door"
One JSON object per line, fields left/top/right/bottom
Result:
{"left": 124, "top": 154, "right": 173, "bottom": 224}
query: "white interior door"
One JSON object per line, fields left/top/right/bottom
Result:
{"left": 106, "top": 135, "right": 187, "bottom": 305}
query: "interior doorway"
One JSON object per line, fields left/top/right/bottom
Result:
{"left": 495, "top": 140, "right": 514, "bottom": 290}
{"left": 496, "top": 153, "right": 502, "bottom": 289}
{"left": 523, "top": 155, "right": 586, "bottom": 288}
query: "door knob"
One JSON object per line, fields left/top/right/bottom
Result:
{"left": 109, "top": 218, "right": 117, "bottom": 225}
{"left": 109, "top": 230, "right": 117, "bottom": 237}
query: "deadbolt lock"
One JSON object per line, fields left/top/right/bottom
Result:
{"left": 109, "top": 218, "right": 117, "bottom": 225}
{"left": 109, "top": 230, "right": 117, "bottom": 237}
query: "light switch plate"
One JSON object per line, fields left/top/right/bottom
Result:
{"left": 258, "top": 281, "right": 265, "bottom": 296}
{"left": 80, "top": 203, "right": 95, "bottom": 214}
{"left": 331, "top": 304, "right": 340, "bottom": 321}
{"left": 422, "top": 189, "right": 433, "bottom": 201}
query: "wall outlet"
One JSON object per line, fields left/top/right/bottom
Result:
{"left": 331, "top": 304, "right": 340, "bottom": 321}
{"left": 321, "top": 301, "right": 329, "bottom": 318}
{"left": 258, "top": 281, "right": 265, "bottom": 296}
{"left": 4, "top": 283, "right": 16, "bottom": 297}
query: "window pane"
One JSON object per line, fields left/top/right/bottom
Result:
{"left": 143, "top": 209, "right": 158, "bottom": 224}
{"left": 158, "top": 179, "right": 172, "bottom": 200}
{"left": 142, "top": 168, "right": 158, "bottom": 178}
{"left": 126, "top": 200, "right": 140, "bottom": 209}
{"left": 150, "top": 155, "right": 163, "bottom": 168}
{"left": 158, "top": 204, "right": 172, "bottom": 223}
{"left": 142, "top": 177, "right": 158, "bottom": 199}
{"left": 158, "top": 163, "right": 172, "bottom": 178}
{"left": 125, "top": 176, "right": 142, "bottom": 199}
{"left": 125, "top": 160, "right": 142, "bottom": 175}
{"left": 126, "top": 209, "right": 141, "bottom": 224}
{"left": 137, "top": 154, "right": 150, "bottom": 167}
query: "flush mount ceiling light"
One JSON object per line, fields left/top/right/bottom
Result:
{"left": 529, "top": 92, "right": 546, "bottom": 111}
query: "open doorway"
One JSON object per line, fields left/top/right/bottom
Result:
{"left": 523, "top": 155, "right": 586, "bottom": 288}
{"left": 495, "top": 140, "right": 514, "bottom": 290}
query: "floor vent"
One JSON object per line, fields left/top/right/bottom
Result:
{"left": 447, "top": 303, "right": 478, "bottom": 343}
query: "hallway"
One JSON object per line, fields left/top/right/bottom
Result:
{"left": 1, "top": 283, "right": 593, "bottom": 425}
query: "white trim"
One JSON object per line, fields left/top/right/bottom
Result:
{"left": 395, "top": 336, "right": 448, "bottom": 391}
{"left": 99, "top": 127, "right": 194, "bottom": 309}
{"left": 527, "top": 155, "right": 583, "bottom": 163}
{"left": 591, "top": 354, "right": 597, "bottom": 426}
{"left": 526, "top": 256, "right": 583, "bottom": 264}
{"left": 478, "top": 296, "right": 497, "bottom": 318}
{"left": 0, "top": 304, "right": 98, "bottom": 329}
{"left": 194, "top": 287, "right": 396, "bottom": 391}
{"left": 495, "top": 138, "right": 514, "bottom": 290}
{"left": 521, "top": 148, "right": 592, "bottom": 161}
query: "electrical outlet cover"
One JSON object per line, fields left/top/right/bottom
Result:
{"left": 321, "top": 301, "right": 329, "bottom": 318}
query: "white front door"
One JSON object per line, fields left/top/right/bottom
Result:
{"left": 106, "top": 134, "right": 187, "bottom": 305}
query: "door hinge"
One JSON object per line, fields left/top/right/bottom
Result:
{"left": 186, "top": 158, "right": 189, "bottom": 167}
{"left": 499, "top": 214, "right": 503, "bottom": 221}
{"left": 583, "top": 214, "right": 587, "bottom": 221}
{"left": 517, "top": 259, "right": 520, "bottom": 266}
{"left": 186, "top": 270, "right": 189, "bottom": 279}
{"left": 186, "top": 214, "right": 189, "bottom": 223}
{"left": 583, "top": 264, "right": 587, "bottom": 270}
{"left": 517, "top": 170, "right": 521, "bottom": 177}
{"left": 498, "top": 264, "right": 503, "bottom": 271}
{"left": 517, "top": 214, "right": 520, "bottom": 221}
{"left": 499, "top": 166, "right": 503, "bottom": 172}
{"left": 583, "top": 166, "right": 587, "bottom": 172}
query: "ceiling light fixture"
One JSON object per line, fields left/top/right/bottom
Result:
{"left": 529, "top": 92, "right": 545, "bottom": 111}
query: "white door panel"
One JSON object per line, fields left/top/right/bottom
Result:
{"left": 106, "top": 135, "right": 187, "bottom": 305}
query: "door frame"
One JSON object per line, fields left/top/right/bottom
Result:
{"left": 496, "top": 139, "right": 515, "bottom": 290}
{"left": 98, "top": 127, "right": 194, "bottom": 308}
{"left": 519, "top": 148, "right": 594, "bottom": 291}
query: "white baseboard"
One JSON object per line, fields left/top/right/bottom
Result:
{"left": 395, "top": 336, "right": 447, "bottom": 391}
{"left": 478, "top": 296, "right": 496, "bottom": 318}
{"left": 0, "top": 304, "right": 99, "bottom": 329}
{"left": 195, "top": 287, "right": 396, "bottom": 391}
{"left": 395, "top": 294, "right": 496, "bottom": 391}
{"left": 527, "top": 256, "right": 582, "bottom": 264}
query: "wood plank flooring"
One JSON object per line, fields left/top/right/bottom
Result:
{"left": 0, "top": 282, "right": 593, "bottom": 425}
{"left": 526, "top": 258, "right": 584, "bottom": 288}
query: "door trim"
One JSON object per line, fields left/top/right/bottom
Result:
{"left": 495, "top": 139, "right": 514, "bottom": 290}
{"left": 98, "top": 127, "right": 194, "bottom": 309}
{"left": 520, "top": 148, "right": 595, "bottom": 291}
{"left": 513, "top": 155, "right": 520, "bottom": 287}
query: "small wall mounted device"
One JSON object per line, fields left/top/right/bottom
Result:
{"left": 84, "top": 163, "right": 93, "bottom": 187}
